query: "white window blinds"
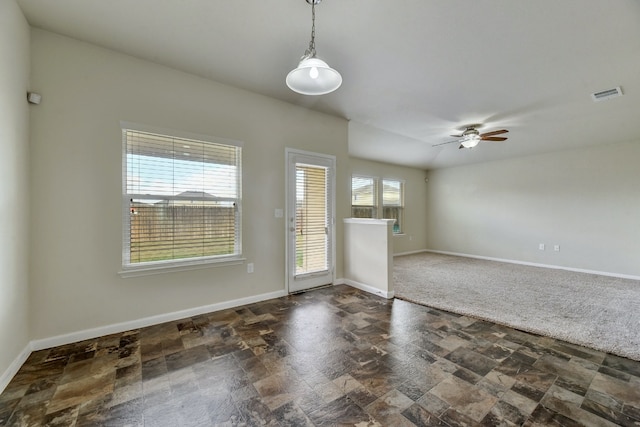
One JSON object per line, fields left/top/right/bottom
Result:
{"left": 295, "top": 164, "right": 329, "bottom": 276}
{"left": 123, "top": 128, "right": 242, "bottom": 268}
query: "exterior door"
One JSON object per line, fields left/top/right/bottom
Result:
{"left": 286, "top": 149, "right": 335, "bottom": 293}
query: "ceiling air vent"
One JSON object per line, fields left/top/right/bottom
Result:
{"left": 591, "top": 86, "right": 623, "bottom": 102}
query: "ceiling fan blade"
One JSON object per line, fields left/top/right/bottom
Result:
{"left": 432, "top": 140, "right": 460, "bottom": 147}
{"left": 481, "top": 137, "right": 508, "bottom": 141}
{"left": 480, "top": 129, "right": 508, "bottom": 137}
{"left": 450, "top": 134, "right": 463, "bottom": 138}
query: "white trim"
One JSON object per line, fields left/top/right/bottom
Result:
{"left": 351, "top": 174, "right": 379, "bottom": 219}
{"left": 424, "top": 250, "right": 640, "bottom": 281}
{"left": 337, "top": 278, "right": 395, "bottom": 299}
{"left": 285, "top": 148, "right": 337, "bottom": 294}
{"left": 119, "top": 257, "right": 246, "bottom": 278}
{"left": 394, "top": 249, "right": 428, "bottom": 257}
{"left": 120, "top": 121, "right": 244, "bottom": 148}
{"left": 343, "top": 218, "right": 395, "bottom": 225}
{"left": 351, "top": 173, "right": 379, "bottom": 180}
{"left": 121, "top": 122, "right": 244, "bottom": 275}
{"left": 3, "top": 289, "right": 286, "bottom": 391}
{"left": 0, "top": 343, "right": 32, "bottom": 394}
{"left": 30, "top": 289, "right": 287, "bottom": 351}
{"left": 382, "top": 178, "right": 405, "bottom": 234}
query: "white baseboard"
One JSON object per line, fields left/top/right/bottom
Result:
{"left": 31, "top": 289, "right": 287, "bottom": 352}
{"left": 1, "top": 343, "right": 32, "bottom": 394}
{"left": 394, "top": 249, "right": 428, "bottom": 257}
{"left": 337, "top": 278, "right": 395, "bottom": 299}
{"left": 425, "top": 250, "right": 640, "bottom": 281}
{"left": 3, "top": 290, "right": 287, "bottom": 392}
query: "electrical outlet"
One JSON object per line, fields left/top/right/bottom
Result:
{"left": 247, "top": 263, "right": 254, "bottom": 273}
{"left": 539, "top": 243, "right": 545, "bottom": 251}
{"left": 554, "top": 245, "right": 560, "bottom": 252}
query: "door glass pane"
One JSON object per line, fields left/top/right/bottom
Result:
{"left": 295, "top": 164, "right": 328, "bottom": 276}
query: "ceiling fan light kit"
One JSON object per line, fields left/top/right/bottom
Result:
{"left": 460, "top": 135, "right": 481, "bottom": 148}
{"left": 458, "top": 127, "right": 480, "bottom": 148}
{"left": 286, "top": 0, "right": 342, "bottom": 96}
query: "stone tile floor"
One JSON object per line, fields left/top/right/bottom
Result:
{"left": 1, "top": 284, "right": 639, "bottom": 426}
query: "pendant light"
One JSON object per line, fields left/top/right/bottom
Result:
{"left": 286, "top": 0, "right": 342, "bottom": 96}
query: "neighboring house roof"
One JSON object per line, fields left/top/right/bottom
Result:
{"left": 131, "top": 191, "right": 233, "bottom": 207}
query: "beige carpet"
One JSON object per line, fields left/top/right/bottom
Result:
{"left": 393, "top": 252, "right": 640, "bottom": 361}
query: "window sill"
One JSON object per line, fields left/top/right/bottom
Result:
{"left": 119, "top": 256, "right": 246, "bottom": 278}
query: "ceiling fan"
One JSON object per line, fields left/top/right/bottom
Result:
{"left": 433, "top": 125, "right": 509, "bottom": 149}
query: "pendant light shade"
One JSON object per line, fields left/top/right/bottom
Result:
{"left": 286, "top": 57, "right": 342, "bottom": 95}
{"left": 287, "top": 0, "right": 342, "bottom": 96}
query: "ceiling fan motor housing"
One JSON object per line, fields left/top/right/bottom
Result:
{"left": 462, "top": 127, "right": 480, "bottom": 137}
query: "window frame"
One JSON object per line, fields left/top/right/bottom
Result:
{"left": 382, "top": 178, "right": 405, "bottom": 234}
{"left": 350, "top": 174, "right": 405, "bottom": 235}
{"left": 350, "top": 175, "right": 378, "bottom": 219}
{"left": 119, "top": 122, "right": 244, "bottom": 277}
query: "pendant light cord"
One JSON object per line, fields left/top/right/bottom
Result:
{"left": 304, "top": 1, "right": 317, "bottom": 58}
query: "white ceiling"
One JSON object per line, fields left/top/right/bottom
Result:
{"left": 17, "top": 0, "right": 640, "bottom": 169}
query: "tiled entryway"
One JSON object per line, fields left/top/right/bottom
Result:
{"left": 1, "top": 285, "right": 639, "bottom": 426}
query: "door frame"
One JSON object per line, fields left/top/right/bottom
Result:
{"left": 284, "top": 147, "right": 336, "bottom": 294}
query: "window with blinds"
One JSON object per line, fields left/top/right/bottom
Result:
{"left": 351, "top": 175, "right": 377, "bottom": 218}
{"left": 122, "top": 126, "right": 242, "bottom": 271}
{"left": 295, "top": 164, "right": 328, "bottom": 276}
{"left": 383, "top": 179, "right": 404, "bottom": 233}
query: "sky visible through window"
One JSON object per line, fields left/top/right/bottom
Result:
{"left": 127, "top": 154, "right": 238, "bottom": 199}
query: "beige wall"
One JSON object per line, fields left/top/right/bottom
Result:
{"left": 0, "top": 0, "right": 31, "bottom": 381}
{"left": 348, "top": 157, "right": 428, "bottom": 254}
{"left": 29, "top": 29, "right": 350, "bottom": 340}
{"left": 425, "top": 141, "right": 640, "bottom": 277}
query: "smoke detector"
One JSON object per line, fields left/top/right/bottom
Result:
{"left": 591, "top": 86, "right": 623, "bottom": 102}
